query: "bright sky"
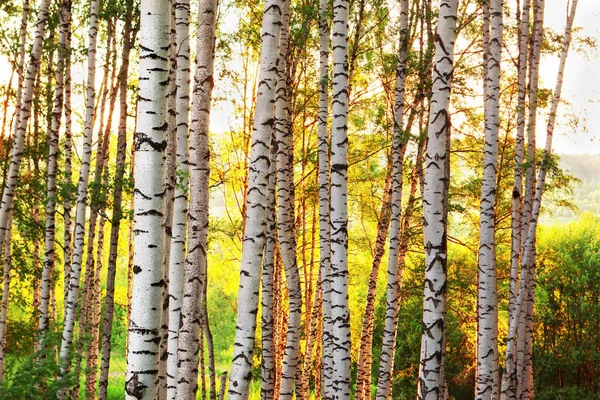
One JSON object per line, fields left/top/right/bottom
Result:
{"left": 541, "top": 0, "right": 600, "bottom": 154}
{"left": 0, "top": 0, "right": 598, "bottom": 154}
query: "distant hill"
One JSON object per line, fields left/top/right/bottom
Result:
{"left": 541, "top": 154, "right": 600, "bottom": 225}
{"left": 559, "top": 154, "right": 600, "bottom": 183}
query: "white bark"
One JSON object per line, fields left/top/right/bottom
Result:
{"left": 62, "top": 0, "right": 74, "bottom": 303}
{"left": 0, "top": 0, "right": 51, "bottom": 266}
{"left": 176, "top": 0, "right": 217, "bottom": 396}
{"left": 227, "top": 0, "right": 282, "bottom": 396}
{"left": 317, "top": 0, "right": 333, "bottom": 394}
{"left": 329, "top": 0, "right": 351, "bottom": 394}
{"left": 356, "top": 170, "right": 391, "bottom": 400}
{"left": 0, "top": 214, "right": 12, "bottom": 382}
{"left": 165, "top": 0, "right": 190, "bottom": 396}
{"left": 261, "top": 137, "right": 277, "bottom": 400}
{"left": 375, "top": 1, "right": 409, "bottom": 397}
{"left": 476, "top": 0, "right": 502, "bottom": 398}
{"left": 125, "top": 0, "right": 170, "bottom": 397}
{"left": 58, "top": 0, "right": 100, "bottom": 381}
{"left": 508, "top": 0, "right": 530, "bottom": 327}
{"left": 500, "top": 1, "right": 578, "bottom": 398}
{"left": 417, "top": 0, "right": 458, "bottom": 398}
{"left": 38, "top": 0, "right": 70, "bottom": 342}
{"left": 98, "top": 6, "right": 134, "bottom": 399}
{"left": 275, "top": 0, "right": 302, "bottom": 397}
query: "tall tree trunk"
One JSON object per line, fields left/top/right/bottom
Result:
{"left": 58, "top": 0, "right": 100, "bottom": 383}
{"left": 417, "top": 0, "right": 458, "bottom": 398}
{"left": 166, "top": 0, "right": 191, "bottom": 396}
{"left": 375, "top": 2, "right": 410, "bottom": 398}
{"left": 329, "top": 0, "right": 351, "bottom": 393}
{"left": 98, "top": 2, "right": 134, "bottom": 398}
{"left": 356, "top": 169, "right": 391, "bottom": 400}
{"left": 317, "top": 0, "right": 333, "bottom": 393}
{"left": 72, "top": 28, "right": 117, "bottom": 397}
{"left": 62, "top": 0, "right": 74, "bottom": 303}
{"left": 125, "top": 0, "right": 170, "bottom": 396}
{"left": 275, "top": 0, "right": 302, "bottom": 397}
{"left": 176, "top": 0, "right": 217, "bottom": 396}
{"left": 515, "top": 3, "right": 544, "bottom": 399}
{"left": 87, "top": 29, "right": 120, "bottom": 398}
{"left": 261, "top": 137, "right": 277, "bottom": 399}
{"left": 0, "top": 213, "right": 12, "bottom": 382}
{"left": 203, "top": 294, "right": 217, "bottom": 399}
{"left": 157, "top": 4, "right": 178, "bottom": 396}
{"left": 7, "top": 0, "right": 30, "bottom": 142}
{"left": 476, "top": 0, "right": 503, "bottom": 398}
{"left": 228, "top": 0, "right": 282, "bottom": 396}
{"left": 508, "top": 0, "right": 530, "bottom": 327}
{"left": 0, "top": 0, "right": 51, "bottom": 269}
{"left": 500, "top": 2, "right": 577, "bottom": 398}
{"left": 38, "top": 0, "right": 70, "bottom": 342}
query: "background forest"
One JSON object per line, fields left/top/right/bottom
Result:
{"left": 0, "top": 0, "right": 598, "bottom": 398}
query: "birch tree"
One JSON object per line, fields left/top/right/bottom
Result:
{"left": 62, "top": 0, "right": 74, "bottom": 299}
{"left": 500, "top": 2, "right": 578, "bottom": 398}
{"left": 98, "top": 2, "right": 135, "bottom": 398}
{"left": 176, "top": 0, "right": 217, "bottom": 395}
{"left": 274, "top": 0, "right": 302, "bottom": 396}
{"left": 0, "top": 215, "right": 12, "bottom": 382}
{"left": 508, "top": 0, "right": 530, "bottom": 325}
{"left": 516, "top": 2, "right": 544, "bottom": 397}
{"left": 58, "top": 0, "right": 100, "bottom": 380}
{"left": 165, "top": 0, "right": 190, "bottom": 396}
{"left": 476, "top": 0, "right": 502, "bottom": 398}
{"left": 356, "top": 170, "right": 391, "bottom": 400}
{"left": 38, "top": 0, "right": 70, "bottom": 341}
{"left": 228, "top": 0, "right": 282, "bottom": 395}
{"left": 317, "top": 0, "right": 334, "bottom": 393}
{"left": 125, "top": 0, "right": 170, "bottom": 397}
{"left": 0, "top": 0, "right": 51, "bottom": 263}
{"left": 375, "top": 0, "right": 409, "bottom": 397}
{"left": 417, "top": 0, "right": 458, "bottom": 398}
{"left": 329, "top": 0, "right": 351, "bottom": 394}
{"left": 261, "top": 136, "right": 278, "bottom": 400}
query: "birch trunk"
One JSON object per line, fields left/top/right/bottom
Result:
{"left": 87, "top": 31, "right": 120, "bottom": 398}
{"left": 156, "top": 4, "right": 178, "bottom": 395}
{"left": 317, "top": 0, "right": 333, "bottom": 393}
{"left": 375, "top": 1, "right": 409, "bottom": 397}
{"left": 476, "top": 0, "right": 502, "bottom": 398}
{"left": 261, "top": 137, "right": 277, "bottom": 399}
{"left": 0, "top": 0, "right": 51, "bottom": 263}
{"left": 72, "top": 30, "right": 116, "bottom": 395}
{"left": 38, "top": 0, "right": 70, "bottom": 342}
{"left": 12, "top": 0, "right": 29, "bottom": 134}
{"left": 515, "top": 1, "right": 544, "bottom": 397}
{"left": 500, "top": 2, "right": 578, "bottom": 398}
{"left": 508, "top": 0, "right": 530, "bottom": 326}
{"left": 165, "top": 0, "right": 191, "bottom": 396}
{"left": 58, "top": 0, "right": 100, "bottom": 381}
{"left": 329, "top": 0, "right": 351, "bottom": 394}
{"left": 0, "top": 214, "right": 12, "bottom": 382}
{"left": 98, "top": 3, "right": 134, "bottom": 398}
{"left": 125, "top": 0, "right": 170, "bottom": 396}
{"left": 175, "top": 0, "right": 217, "bottom": 396}
{"left": 275, "top": 0, "right": 302, "bottom": 397}
{"left": 203, "top": 295, "right": 217, "bottom": 398}
{"left": 417, "top": 0, "right": 458, "bottom": 398}
{"left": 520, "top": 274, "right": 535, "bottom": 400}
{"left": 301, "top": 274, "right": 323, "bottom": 397}
{"left": 228, "top": 0, "right": 282, "bottom": 396}
{"left": 62, "top": 0, "right": 74, "bottom": 301}
{"left": 356, "top": 168, "right": 391, "bottom": 400}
